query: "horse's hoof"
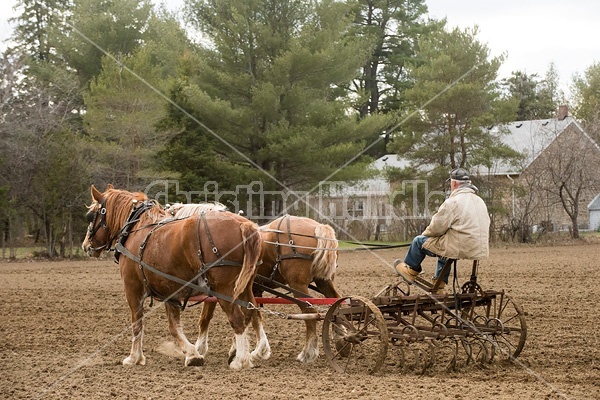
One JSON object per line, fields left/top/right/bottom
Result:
{"left": 229, "top": 357, "right": 253, "bottom": 370}
{"left": 296, "top": 350, "right": 318, "bottom": 364}
{"left": 251, "top": 348, "right": 271, "bottom": 361}
{"left": 185, "top": 356, "right": 204, "bottom": 367}
{"left": 123, "top": 355, "right": 145, "bottom": 366}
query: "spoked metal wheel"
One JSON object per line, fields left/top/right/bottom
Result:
{"left": 322, "top": 296, "right": 388, "bottom": 374}
{"left": 463, "top": 294, "right": 527, "bottom": 361}
{"left": 488, "top": 296, "right": 527, "bottom": 361}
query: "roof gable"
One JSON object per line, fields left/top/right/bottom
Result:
{"left": 589, "top": 193, "right": 600, "bottom": 211}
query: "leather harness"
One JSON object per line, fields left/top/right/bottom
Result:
{"left": 269, "top": 215, "right": 314, "bottom": 280}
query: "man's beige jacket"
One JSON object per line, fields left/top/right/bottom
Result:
{"left": 422, "top": 185, "right": 490, "bottom": 260}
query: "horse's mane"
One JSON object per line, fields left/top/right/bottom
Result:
{"left": 103, "top": 189, "right": 165, "bottom": 227}
{"left": 168, "top": 202, "right": 228, "bottom": 219}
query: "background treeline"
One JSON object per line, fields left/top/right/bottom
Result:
{"left": 1, "top": 0, "right": 599, "bottom": 257}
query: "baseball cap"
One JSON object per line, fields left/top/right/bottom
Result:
{"left": 450, "top": 168, "right": 470, "bottom": 181}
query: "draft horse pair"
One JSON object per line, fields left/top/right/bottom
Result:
{"left": 82, "top": 185, "right": 341, "bottom": 368}
{"left": 170, "top": 203, "right": 341, "bottom": 363}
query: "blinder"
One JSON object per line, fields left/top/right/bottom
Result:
{"left": 86, "top": 198, "right": 110, "bottom": 251}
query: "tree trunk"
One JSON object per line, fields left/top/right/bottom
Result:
{"left": 570, "top": 215, "right": 580, "bottom": 239}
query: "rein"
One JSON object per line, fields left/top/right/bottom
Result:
{"left": 259, "top": 227, "right": 337, "bottom": 242}
{"left": 260, "top": 219, "right": 410, "bottom": 251}
{"left": 337, "top": 241, "right": 412, "bottom": 251}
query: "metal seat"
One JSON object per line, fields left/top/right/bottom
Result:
{"left": 425, "top": 258, "right": 480, "bottom": 293}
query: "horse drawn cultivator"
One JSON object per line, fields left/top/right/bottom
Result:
{"left": 244, "top": 255, "right": 527, "bottom": 375}
{"left": 83, "top": 185, "right": 527, "bottom": 375}
{"left": 319, "top": 259, "right": 527, "bottom": 374}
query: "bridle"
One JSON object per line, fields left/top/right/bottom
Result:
{"left": 86, "top": 196, "right": 161, "bottom": 256}
{"left": 85, "top": 197, "right": 117, "bottom": 252}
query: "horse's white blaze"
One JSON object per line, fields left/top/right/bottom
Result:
{"left": 229, "top": 332, "right": 253, "bottom": 370}
{"left": 195, "top": 329, "right": 209, "bottom": 356}
{"left": 250, "top": 324, "right": 271, "bottom": 361}
{"left": 296, "top": 334, "right": 319, "bottom": 363}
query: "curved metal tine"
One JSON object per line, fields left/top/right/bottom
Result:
{"left": 421, "top": 340, "right": 436, "bottom": 374}
{"left": 460, "top": 337, "right": 474, "bottom": 366}
{"left": 432, "top": 338, "right": 458, "bottom": 372}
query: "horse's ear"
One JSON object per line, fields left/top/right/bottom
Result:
{"left": 91, "top": 185, "right": 103, "bottom": 202}
{"left": 107, "top": 184, "right": 114, "bottom": 190}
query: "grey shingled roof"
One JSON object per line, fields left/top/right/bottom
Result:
{"left": 479, "top": 117, "right": 576, "bottom": 175}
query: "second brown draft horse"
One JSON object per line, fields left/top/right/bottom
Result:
{"left": 82, "top": 185, "right": 263, "bottom": 369}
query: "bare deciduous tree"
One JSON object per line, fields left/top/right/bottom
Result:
{"left": 531, "top": 126, "right": 600, "bottom": 239}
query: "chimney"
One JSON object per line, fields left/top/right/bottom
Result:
{"left": 557, "top": 105, "right": 568, "bottom": 121}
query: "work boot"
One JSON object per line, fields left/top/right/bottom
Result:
{"left": 393, "top": 260, "right": 419, "bottom": 284}
{"left": 431, "top": 278, "right": 446, "bottom": 295}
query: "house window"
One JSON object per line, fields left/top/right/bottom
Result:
{"left": 347, "top": 199, "right": 364, "bottom": 218}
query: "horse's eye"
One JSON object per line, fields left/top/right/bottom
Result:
{"left": 86, "top": 210, "right": 95, "bottom": 223}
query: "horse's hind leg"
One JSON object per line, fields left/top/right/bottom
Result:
{"left": 249, "top": 308, "right": 271, "bottom": 362}
{"left": 297, "top": 306, "right": 319, "bottom": 363}
{"left": 164, "top": 302, "right": 204, "bottom": 366}
{"left": 227, "top": 308, "right": 271, "bottom": 364}
{"left": 219, "top": 300, "right": 253, "bottom": 370}
{"left": 196, "top": 301, "right": 216, "bottom": 357}
{"left": 291, "top": 283, "right": 319, "bottom": 363}
{"left": 313, "top": 277, "right": 348, "bottom": 355}
{"left": 314, "top": 277, "right": 341, "bottom": 298}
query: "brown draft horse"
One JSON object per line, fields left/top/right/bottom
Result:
{"left": 82, "top": 185, "right": 264, "bottom": 369}
{"left": 259, "top": 214, "right": 341, "bottom": 363}
{"left": 171, "top": 204, "right": 341, "bottom": 363}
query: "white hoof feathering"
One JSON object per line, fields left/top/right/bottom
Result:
{"left": 229, "top": 332, "right": 253, "bottom": 370}
{"left": 250, "top": 325, "right": 271, "bottom": 361}
{"left": 195, "top": 331, "right": 209, "bottom": 356}
{"left": 297, "top": 337, "right": 319, "bottom": 363}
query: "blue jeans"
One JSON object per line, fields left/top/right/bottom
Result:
{"left": 403, "top": 235, "right": 451, "bottom": 284}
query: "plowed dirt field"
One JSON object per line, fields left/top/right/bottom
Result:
{"left": 1, "top": 241, "right": 599, "bottom": 399}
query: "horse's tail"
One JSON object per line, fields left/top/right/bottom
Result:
{"left": 233, "top": 221, "right": 262, "bottom": 301}
{"left": 311, "top": 223, "right": 338, "bottom": 281}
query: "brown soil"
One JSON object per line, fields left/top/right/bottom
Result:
{"left": 1, "top": 242, "right": 599, "bottom": 400}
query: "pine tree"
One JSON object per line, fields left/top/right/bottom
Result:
{"left": 394, "top": 26, "right": 519, "bottom": 177}
{"left": 9, "top": 0, "right": 70, "bottom": 62}
{"left": 161, "top": 0, "right": 392, "bottom": 215}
